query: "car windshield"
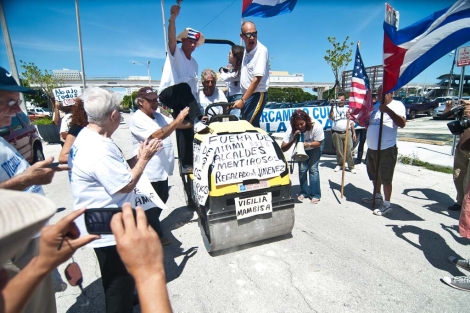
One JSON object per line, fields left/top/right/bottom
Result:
{"left": 404, "top": 97, "right": 419, "bottom": 104}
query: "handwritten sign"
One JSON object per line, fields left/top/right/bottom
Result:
{"left": 193, "top": 132, "right": 285, "bottom": 206}
{"left": 53, "top": 87, "right": 82, "bottom": 106}
{"left": 235, "top": 192, "right": 272, "bottom": 220}
{"left": 132, "top": 173, "right": 167, "bottom": 211}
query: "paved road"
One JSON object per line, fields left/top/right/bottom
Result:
{"left": 398, "top": 115, "right": 456, "bottom": 144}
{"left": 46, "top": 113, "right": 466, "bottom": 313}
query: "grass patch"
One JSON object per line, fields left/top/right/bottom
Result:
{"left": 31, "top": 117, "right": 54, "bottom": 125}
{"left": 398, "top": 153, "right": 452, "bottom": 174}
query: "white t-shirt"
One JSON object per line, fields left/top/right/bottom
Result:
{"left": 158, "top": 45, "right": 198, "bottom": 97}
{"left": 129, "top": 109, "right": 174, "bottom": 182}
{"left": 59, "top": 113, "right": 72, "bottom": 142}
{"left": 69, "top": 127, "right": 133, "bottom": 248}
{"left": 330, "top": 106, "right": 349, "bottom": 131}
{"left": 220, "top": 71, "right": 242, "bottom": 96}
{"left": 283, "top": 119, "right": 325, "bottom": 150}
{"left": 197, "top": 89, "right": 228, "bottom": 116}
{"left": 0, "top": 137, "right": 45, "bottom": 194}
{"left": 366, "top": 100, "right": 406, "bottom": 150}
{"left": 240, "top": 41, "right": 269, "bottom": 93}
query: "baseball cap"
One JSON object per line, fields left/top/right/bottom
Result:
{"left": 0, "top": 190, "right": 56, "bottom": 266}
{"left": 0, "top": 67, "right": 36, "bottom": 94}
{"left": 137, "top": 87, "right": 158, "bottom": 101}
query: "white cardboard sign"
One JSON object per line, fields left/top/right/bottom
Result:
{"left": 132, "top": 173, "right": 168, "bottom": 211}
{"left": 53, "top": 87, "right": 82, "bottom": 106}
{"left": 193, "top": 132, "right": 285, "bottom": 206}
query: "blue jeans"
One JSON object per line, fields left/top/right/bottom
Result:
{"left": 298, "top": 145, "right": 322, "bottom": 199}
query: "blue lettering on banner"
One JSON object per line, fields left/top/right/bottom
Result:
{"left": 1, "top": 155, "right": 22, "bottom": 178}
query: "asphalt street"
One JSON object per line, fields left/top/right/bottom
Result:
{"left": 46, "top": 113, "right": 466, "bottom": 313}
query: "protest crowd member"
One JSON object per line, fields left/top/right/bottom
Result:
{"left": 219, "top": 44, "right": 244, "bottom": 118}
{"left": 329, "top": 94, "right": 356, "bottom": 173}
{"left": 58, "top": 97, "right": 88, "bottom": 163}
{"left": 232, "top": 21, "right": 269, "bottom": 127}
{"left": 0, "top": 66, "right": 69, "bottom": 313}
{"left": 197, "top": 68, "right": 228, "bottom": 117}
{"left": 443, "top": 99, "right": 470, "bottom": 212}
{"left": 361, "top": 85, "right": 406, "bottom": 216}
{"left": 355, "top": 93, "right": 377, "bottom": 164}
{"left": 130, "top": 86, "right": 189, "bottom": 246}
{"left": 281, "top": 109, "right": 324, "bottom": 204}
{"left": 68, "top": 87, "right": 162, "bottom": 312}
{"left": 158, "top": 3, "right": 208, "bottom": 174}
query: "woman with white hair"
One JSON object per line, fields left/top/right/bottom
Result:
{"left": 68, "top": 87, "right": 162, "bottom": 313}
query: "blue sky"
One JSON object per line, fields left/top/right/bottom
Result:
{"left": 0, "top": 0, "right": 463, "bottom": 89}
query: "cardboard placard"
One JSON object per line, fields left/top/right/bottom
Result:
{"left": 132, "top": 173, "right": 168, "bottom": 211}
{"left": 53, "top": 87, "right": 82, "bottom": 106}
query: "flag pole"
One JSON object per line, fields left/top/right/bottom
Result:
{"left": 341, "top": 40, "right": 360, "bottom": 198}
{"left": 161, "top": 0, "right": 168, "bottom": 54}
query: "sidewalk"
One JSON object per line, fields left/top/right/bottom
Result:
{"left": 395, "top": 140, "right": 454, "bottom": 168}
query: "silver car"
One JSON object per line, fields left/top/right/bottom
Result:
{"left": 433, "top": 96, "right": 467, "bottom": 119}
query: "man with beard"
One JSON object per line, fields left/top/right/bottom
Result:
{"left": 232, "top": 21, "right": 269, "bottom": 127}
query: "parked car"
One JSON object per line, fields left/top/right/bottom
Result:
{"left": 30, "top": 107, "right": 52, "bottom": 117}
{"left": 402, "top": 96, "right": 439, "bottom": 119}
{"left": 433, "top": 96, "right": 470, "bottom": 119}
{"left": 0, "top": 111, "right": 44, "bottom": 164}
{"left": 27, "top": 111, "right": 48, "bottom": 121}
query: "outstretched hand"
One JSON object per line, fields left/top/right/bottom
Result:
{"left": 138, "top": 138, "right": 162, "bottom": 161}
{"left": 37, "top": 208, "right": 99, "bottom": 270}
{"left": 170, "top": 4, "right": 180, "bottom": 21}
{"left": 23, "top": 156, "right": 69, "bottom": 186}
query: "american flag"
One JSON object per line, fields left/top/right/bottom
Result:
{"left": 349, "top": 44, "right": 373, "bottom": 127}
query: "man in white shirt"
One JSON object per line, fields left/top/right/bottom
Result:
{"left": 232, "top": 21, "right": 269, "bottom": 127}
{"left": 130, "top": 87, "right": 189, "bottom": 245}
{"left": 157, "top": 4, "right": 208, "bottom": 174}
{"left": 361, "top": 85, "right": 406, "bottom": 216}
{"left": 329, "top": 94, "right": 356, "bottom": 173}
{"left": 197, "top": 68, "right": 228, "bottom": 118}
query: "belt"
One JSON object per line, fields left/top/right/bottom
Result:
{"left": 332, "top": 130, "right": 346, "bottom": 134}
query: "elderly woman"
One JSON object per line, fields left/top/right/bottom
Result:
{"left": 68, "top": 87, "right": 161, "bottom": 313}
{"left": 281, "top": 109, "right": 324, "bottom": 204}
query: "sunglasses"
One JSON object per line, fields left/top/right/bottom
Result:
{"left": 242, "top": 31, "right": 258, "bottom": 39}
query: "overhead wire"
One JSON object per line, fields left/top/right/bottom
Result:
{"left": 199, "top": 0, "right": 238, "bottom": 31}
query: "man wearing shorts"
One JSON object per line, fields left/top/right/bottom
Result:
{"left": 362, "top": 85, "right": 406, "bottom": 216}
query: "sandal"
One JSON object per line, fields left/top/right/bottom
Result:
{"left": 311, "top": 198, "right": 320, "bottom": 204}
{"left": 298, "top": 195, "right": 306, "bottom": 201}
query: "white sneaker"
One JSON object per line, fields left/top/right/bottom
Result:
{"left": 373, "top": 204, "right": 393, "bottom": 216}
{"left": 194, "top": 121, "right": 209, "bottom": 134}
{"left": 349, "top": 168, "right": 357, "bottom": 174}
{"left": 334, "top": 165, "right": 342, "bottom": 172}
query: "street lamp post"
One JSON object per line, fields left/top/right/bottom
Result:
{"left": 147, "top": 60, "right": 151, "bottom": 87}
{"left": 132, "top": 60, "right": 151, "bottom": 87}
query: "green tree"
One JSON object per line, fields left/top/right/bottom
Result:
{"left": 122, "top": 90, "right": 138, "bottom": 110}
{"left": 324, "top": 36, "right": 354, "bottom": 94}
{"left": 19, "top": 60, "right": 63, "bottom": 109}
{"left": 268, "top": 88, "right": 316, "bottom": 103}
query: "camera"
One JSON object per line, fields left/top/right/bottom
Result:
{"left": 84, "top": 208, "right": 136, "bottom": 234}
{"left": 446, "top": 106, "right": 470, "bottom": 135}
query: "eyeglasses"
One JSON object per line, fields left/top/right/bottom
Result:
{"left": 242, "top": 31, "right": 258, "bottom": 39}
{"left": 2, "top": 99, "right": 22, "bottom": 107}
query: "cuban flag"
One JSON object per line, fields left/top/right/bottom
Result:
{"left": 349, "top": 44, "right": 373, "bottom": 127}
{"left": 242, "top": 0, "right": 297, "bottom": 18}
{"left": 383, "top": 0, "right": 470, "bottom": 94}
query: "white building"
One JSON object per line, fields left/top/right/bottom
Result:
{"left": 53, "top": 69, "right": 82, "bottom": 80}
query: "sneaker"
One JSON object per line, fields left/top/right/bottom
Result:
{"left": 441, "top": 276, "right": 470, "bottom": 292}
{"left": 448, "top": 256, "right": 470, "bottom": 272}
{"left": 373, "top": 204, "right": 392, "bottom": 216}
{"left": 334, "top": 165, "right": 342, "bottom": 172}
{"left": 349, "top": 168, "right": 357, "bottom": 174}
{"left": 448, "top": 203, "right": 462, "bottom": 211}
{"left": 194, "top": 121, "right": 210, "bottom": 134}
{"left": 160, "top": 236, "right": 170, "bottom": 246}
{"left": 182, "top": 165, "right": 193, "bottom": 174}
{"left": 362, "top": 195, "right": 383, "bottom": 204}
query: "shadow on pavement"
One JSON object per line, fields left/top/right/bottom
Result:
{"left": 402, "top": 188, "right": 458, "bottom": 220}
{"left": 386, "top": 224, "right": 466, "bottom": 276}
{"left": 66, "top": 278, "right": 105, "bottom": 313}
{"left": 440, "top": 223, "right": 470, "bottom": 246}
{"left": 161, "top": 206, "right": 199, "bottom": 283}
{"left": 328, "top": 180, "right": 424, "bottom": 221}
